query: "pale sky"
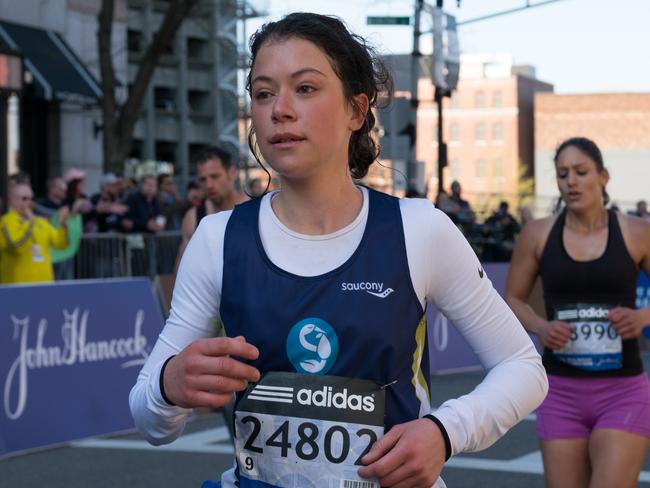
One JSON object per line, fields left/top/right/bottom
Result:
{"left": 247, "top": 0, "right": 650, "bottom": 94}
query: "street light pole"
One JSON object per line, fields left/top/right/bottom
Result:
{"left": 434, "top": 0, "right": 448, "bottom": 195}
{"left": 407, "top": 0, "right": 423, "bottom": 192}
{"left": 436, "top": 86, "right": 447, "bottom": 194}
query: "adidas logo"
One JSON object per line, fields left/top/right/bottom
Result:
{"left": 248, "top": 384, "right": 294, "bottom": 404}
{"left": 578, "top": 307, "right": 609, "bottom": 319}
{"left": 248, "top": 385, "right": 376, "bottom": 412}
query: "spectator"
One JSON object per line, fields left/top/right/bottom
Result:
{"left": 519, "top": 205, "right": 534, "bottom": 227}
{"left": 35, "top": 176, "right": 84, "bottom": 280}
{"left": 34, "top": 177, "right": 67, "bottom": 217}
{"left": 123, "top": 175, "right": 164, "bottom": 233}
{"left": 90, "top": 173, "right": 129, "bottom": 232}
{"left": 185, "top": 181, "right": 202, "bottom": 208}
{"left": 114, "top": 172, "right": 129, "bottom": 201}
{"left": 63, "top": 168, "right": 93, "bottom": 230}
{"left": 177, "top": 146, "right": 248, "bottom": 261}
{"left": 449, "top": 180, "right": 475, "bottom": 227}
{"left": 0, "top": 182, "right": 68, "bottom": 284}
{"left": 629, "top": 200, "right": 650, "bottom": 222}
{"left": 248, "top": 177, "right": 265, "bottom": 198}
{"left": 482, "top": 201, "right": 520, "bottom": 262}
{"left": 122, "top": 175, "right": 165, "bottom": 277}
{"left": 157, "top": 173, "right": 184, "bottom": 230}
{"left": 435, "top": 190, "right": 459, "bottom": 225}
{"left": 405, "top": 187, "right": 424, "bottom": 198}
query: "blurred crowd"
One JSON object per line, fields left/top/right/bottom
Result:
{"left": 430, "top": 180, "right": 522, "bottom": 263}
{"left": 0, "top": 166, "right": 264, "bottom": 285}
{"left": 2, "top": 169, "right": 648, "bottom": 286}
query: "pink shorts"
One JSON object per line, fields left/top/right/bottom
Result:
{"left": 536, "top": 373, "right": 650, "bottom": 440}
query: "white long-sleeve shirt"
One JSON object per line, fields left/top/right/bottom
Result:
{"left": 130, "top": 187, "right": 547, "bottom": 478}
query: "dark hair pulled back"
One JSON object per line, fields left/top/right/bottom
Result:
{"left": 553, "top": 136, "right": 610, "bottom": 211}
{"left": 246, "top": 12, "right": 393, "bottom": 179}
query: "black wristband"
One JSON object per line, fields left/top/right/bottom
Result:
{"left": 159, "top": 355, "right": 177, "bottom": 406}
{"left": 424, "top": 414, "right": 452, "bottom": 461}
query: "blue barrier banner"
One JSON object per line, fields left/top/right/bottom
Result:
{"left": 638, "top": 272, "right": 650, "bottom": 310}
{"left": 0, "top": 278, "right": 163, "bottom": 457}
{"left": 638, "top": 272, "right": 650, "bottom": 338}
{"left": 427, "top": 263, "right": 511, "bottom": 373}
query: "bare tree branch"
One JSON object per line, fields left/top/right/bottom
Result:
{"left": 97, "top": 0, "right": 119, "bottom": 171}
{"left": 97, "top": 0, "right": 200, "bottom": 173}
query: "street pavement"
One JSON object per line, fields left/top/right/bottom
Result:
{"left": 4, "top": 362, "right": 650, "bottom": 488}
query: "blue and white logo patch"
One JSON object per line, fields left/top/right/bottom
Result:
{"left": 286, "top": 318, "right": 339, "bottom": 375}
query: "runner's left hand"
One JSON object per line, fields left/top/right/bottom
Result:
{"left": 358, "top": 418, "right": 445, "bottom": 487}
{"left": 609, "top": 307, "right": 645, "bottom": 339}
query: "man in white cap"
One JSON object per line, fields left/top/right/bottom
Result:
{"left": 90, "top": 173, "right": 129, "bottom": 232}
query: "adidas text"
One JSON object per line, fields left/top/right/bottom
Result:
{"left": 578, "top": 307, "right": 609, "bottom": 319}
{"left": 296, "top": 386, "right": 375, "bottom": 412}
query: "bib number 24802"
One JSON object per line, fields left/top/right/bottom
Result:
{"left": 234, "top": 372, "right": 385, "bottom": 488}
{"left": 240, "top": 415, "right": 378, "bottom": 469}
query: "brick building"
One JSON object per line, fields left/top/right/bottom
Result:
{"left": 386, "top": 53, "right": 553, "bottom": 218}
{"left": 535, "top": 93, "right": 650, "bottom": 214}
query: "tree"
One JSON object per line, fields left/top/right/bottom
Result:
{"left": 97, "top": 0, "right": 199, "bottom": 174}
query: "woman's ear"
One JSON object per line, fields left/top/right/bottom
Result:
{"left": 349, "top": 94, "right": 370, "bottom": 131}
{"left": 600, "top": 167, "right": 610, "bottom": 188}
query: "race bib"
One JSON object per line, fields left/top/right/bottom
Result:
{"left": 31, "top": 244, "right": 45, "bottom": 262}
{"left": 553, "top": 303, "right": 622, "bottom": 371}
{"left": 235, "top": 372, "right": 385, "bottom": 488}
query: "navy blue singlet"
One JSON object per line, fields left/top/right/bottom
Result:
{"left": 220, "top": 188, "right": 429, "bottom": 430}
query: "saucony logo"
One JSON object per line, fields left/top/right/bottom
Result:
{"left": 341, "top": 282, "right": 395, "bottom": 299}
{"left": 366, "top": 288, "right": 395, "bottom": 298}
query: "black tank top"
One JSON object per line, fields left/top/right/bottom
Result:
{"left": 539, "top": 208, "right": 642, "bottom": 377}
{"left": 195, "top": 201, "right": 208, "bottom": 230}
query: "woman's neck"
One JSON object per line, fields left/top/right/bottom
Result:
{"left": 565, "top": 205, "right": 609, "bottom": 233}
{"left": 271, "top": 176, "right": 363, "bottom": 235}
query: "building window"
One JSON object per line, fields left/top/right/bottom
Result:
{"left": 476, "top": 159, "right": 485, "bottom": 178}
{"left": 493, "top": 157, "right": 504, "bottom": 178}
{"left": 188, "top": 90, "right": 210, "bottom": 114}
{"left": 187, "top": 37, "right": 210, "bottom": 62}
{"left": 156, "top": 141, "right": 177, "bottom": 163}
{"left": 130, "top": 139, "right": 143, "bottom": 159}
{"left": 127, "top": 29, "right": 142, "bottom": 53}
{"left": 155, "top": 87, "right": 176, "bottom": 112}
{"left": 475, "top": 123, "right": 485, "bottom": 142}
{"left": 492, "top": 91, "right": 502, "bottom": 107}
{"left": 450, "top": 159, "right": 460, "bottom": 182}
{"left": 449, "top": 123, "right": 460, "bottom": 142}
{"left": 476, "top": 158, "right": 486, "bottom": 178}
{"left": 474, "top": 91, "right": 485, "bottom": 108}
{"left": 493, "top": 122, "right": 503, "bottom": 142}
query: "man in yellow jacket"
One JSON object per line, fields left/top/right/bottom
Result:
{"left": 0, "top": 182, "right": 68, "bottom": 284}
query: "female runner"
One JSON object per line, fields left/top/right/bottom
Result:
{"left": 506, "top": 136, "right": 650, "bottom": 488}
{"left": 131, "top": 13, "right": 547, "bottom": 488}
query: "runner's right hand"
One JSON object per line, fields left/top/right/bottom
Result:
{"left": 162, "top": 336, "right": 260, "bottom": 409}
{"left": 537, "top": 320, "right": 575, "bottom": 350}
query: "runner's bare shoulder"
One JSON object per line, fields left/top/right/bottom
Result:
{"left": 518, "top": 215, "right": 557, "bottom": 260}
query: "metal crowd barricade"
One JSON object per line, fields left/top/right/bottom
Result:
{"left": 74, "top": 231, "right": 182, "bottom": 280}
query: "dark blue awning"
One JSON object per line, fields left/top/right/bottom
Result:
{"left": 0, "top": 20, "right": 102, "bottom": 104}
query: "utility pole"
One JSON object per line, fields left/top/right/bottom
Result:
{"left": 434, "top": 0, "right": 447, "bottom": 195}
{"left": 407, "top": 0, "right": 423, "bottom": 192}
